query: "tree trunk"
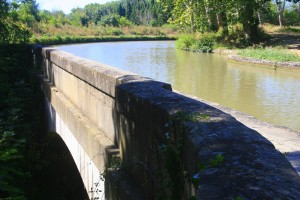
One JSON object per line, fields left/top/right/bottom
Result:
{"left": 218, "top": 12, "right": 228, "bottom": 35}
{"left": 258, "top": 9, "right": 263, "bottom": 25}
{"left": 276, "top": 0, "right": 285, "bottom": 27}
{"left": 216, "top": 13, "right": 222, "bottom": 27}
{"left": 278, "top": 10, "right": 284, "bottom": 27}
{"left": 190, "top": 11, "right": 196, "bottom": 32}
{"left": 243, "top": 21, "right": 259, "bottom": 43}
{"left": 297, "top": 2, "right": 300, "bottom": 20}
{"left": 205, "top": 6, "right": 212, "bottom": 31}
{"left": 242, "top": 7, "right": 259, "bottom": 43}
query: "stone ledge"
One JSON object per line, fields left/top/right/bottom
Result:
{"left": 115, "top": 79, "right": 300, "bottom": 199}
{"left": 41, "top": 47, "right": 171, "bottom": 98}
{"left": 41, "top": 77, "right": 115, "bottom": 171}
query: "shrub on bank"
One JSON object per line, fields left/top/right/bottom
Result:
{"left": 176, "top": 33, "right": 216, "bottom": 52}
{"left": 175, "top": 34, "right": 196, "bottom": 50}
{"left": 191, "top": 33, "right": 216, "bottom": 52}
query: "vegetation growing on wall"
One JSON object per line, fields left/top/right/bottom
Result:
{"left": 156, "top": 111, "right": 211, "bottom": 199}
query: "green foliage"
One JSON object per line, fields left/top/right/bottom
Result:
{"left": 176, "top": 33, "right": 216, "bottom": 52}
{"left": 0, "top": 18, "right": 32, "bottom": 44}
{"left": 0, "top": 0, "right": 35, "bottom": 44}
{"left": 104, "top": 27, "right": 124, "bottom": 35}
{"left": 0, "top": 44, "right": 88, "bottom": 199}
{"left": 118, "top": 16, "right": 132, "bottom": 27}
{"left": 68, "top": 8, "right": 89, "bottom": 27}
{"left": 159, "top": 0, "right": 279, "bottom": 42}
{"left": 34, "top": 35, "right": 173, "bottom": 45}
{"left": 0, "top": 45, "right": 36, "bottom": 199}
{"left": 263, "top": 1, "right": 300, "bottom": 26}
{"left": 189, "top": 154, "right": 225, "bottom": 199}
{"left": 278, "top": 26, "right": 300, "bottom": 33}
{"left": 66, "top": 0, "right": 167, "bottom": 27}
{"left": 158, "top": 111, "right": 187, "bottom": 199}
{"left": 284, "top": 6, "right": 300, "bottom": 26}
{"left": 175, "top": 34, "right": 196, "bottom": 50}
{"left": 100, "top": 14, "right": 121, "bottom": 27}
{"left": 235, "top": 196, "right": 244, "bottom": 200}
{"left": 223, "top": 24, "right": 252, "bottom": 48}
{"left": 210, "top": 154, "right": 225, "bottom": 167}
{"left": 17, "top": 0, "right": 40, "bottom": 27}
{"left": 238, "top": 46, "right": 300, "bottom": 62}
{"left": 190, "top": 34, "right": 215, "bottom": 53}
{"left": 157, "top": 111, "right": 211, "bottom": 199}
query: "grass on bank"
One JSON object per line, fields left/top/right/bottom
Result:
{"left": 33, "top": 24, "right": 179, "bottom": 38}
{"left": 31, "top": 24, "right": 179, "bottom": 45}
{"left": 263, "top": 24, "right": 300, "bottom": 34}
{"left": 176, "top": 24, "right": 300, "bottom": 62}
{"left": 32, "top": 35, "right": 176, "bottom": 45}
{"left": 238, "top": 47, "right": 300, "bottom": 62}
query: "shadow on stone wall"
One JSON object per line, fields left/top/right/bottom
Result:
{"left": 109, "top": 74, "right": 300, "bottom": 200}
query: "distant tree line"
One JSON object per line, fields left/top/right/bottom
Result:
{"left": 1, "top": 0, "right": 300, "bottom": 44}
{"left": 68, "top": 0, "right": 169, "bottom": 27}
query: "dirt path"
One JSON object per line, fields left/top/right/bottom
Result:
{"left": 267, "top": 33, "right": 300, "bottom": 56}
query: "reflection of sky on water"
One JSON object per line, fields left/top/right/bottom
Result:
{"left": 56, "top": 41, "right": 300, "bottom": 132}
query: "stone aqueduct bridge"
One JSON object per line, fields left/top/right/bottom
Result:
{"left": 36, "top": 46, "right": 300, "bottom": 200}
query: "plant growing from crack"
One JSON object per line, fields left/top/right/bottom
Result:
{"left": 157, "top": 111, "right": 210, "bottom": 200}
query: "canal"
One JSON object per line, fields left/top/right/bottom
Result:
{"left": 56, "top": 41, "right": 300, "bottom": 132}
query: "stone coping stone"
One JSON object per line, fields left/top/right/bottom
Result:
{"left": 116, "top": 80, "right": 300, "bottom": 199}
{"left": 41, "top": 47, "right": 171, "bottom": 98}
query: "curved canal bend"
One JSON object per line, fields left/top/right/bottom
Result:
{"left": 56, "top": 41, "right": 300, "bottom": 132}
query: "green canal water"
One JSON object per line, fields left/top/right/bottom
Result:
{"left": 57, "top": 41, "right": 300, "bottom": 132}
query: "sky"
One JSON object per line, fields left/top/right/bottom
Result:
{"left": 36, "top": 0, "right": 112, "bottom": 14}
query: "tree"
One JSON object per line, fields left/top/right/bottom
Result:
{"left": 276, "top": 0, "right": 286, "bottom": 26}
{"left": 69, "top": 8, "right": 89, "bottom": 26}
{"left": 158, "top": 0, "right": 271, "bottom": 42}
{"left": 100, "top": 14, "right": 120, "bottom": 26}
{"left": 274, "top": 0, "right": 300, "bottom": 27}
{"left": 119, "top": 16, "right": 132, "bottom": 26}
{"left": 286, "top": 0, "right": 300, "bottom": 20}
{"left": 0, "top": 0, "right": 9, "bottom": 18}
{"left": 0, "top": 0, "right": 32, "bottom": 44}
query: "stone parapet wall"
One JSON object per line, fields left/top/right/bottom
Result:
{"left": 38, "top": 46, "right": 300, "bottom": 199}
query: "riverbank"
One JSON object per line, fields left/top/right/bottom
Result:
{"left": 33, "top": 35, "right": 176, "bottom": 45}
{"left": 213, "top": 48, "right": 300, "bottom": 69}
{"left": 227, "top": 54, "right": 300, "bottom": 69}
{"left": 177, "top": 29, "right": 300, "bottom": 69}
{"left": 228, "top": 32, "right": 300, "bottom": 69}
{"left": 178, "top": 91, "right": 300, "bottom": 176}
